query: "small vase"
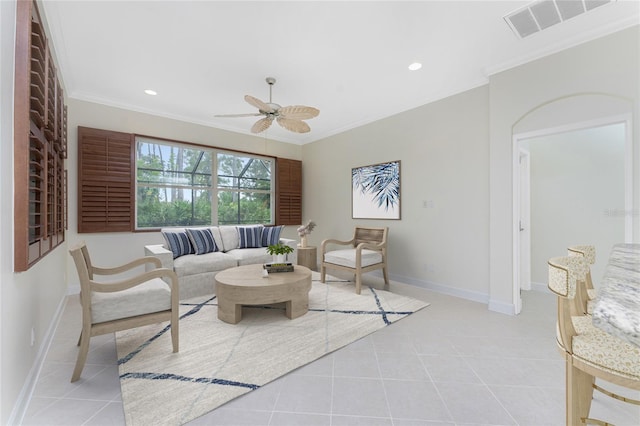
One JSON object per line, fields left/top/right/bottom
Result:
{"left": 300, "top": 235, "right": 308, "bottom": 248}
{"left": 274, "top": 254, "right": 285, "bottom": 264}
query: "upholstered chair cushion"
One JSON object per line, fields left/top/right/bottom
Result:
{"left": 91, "top": 278, "right": 171, "bottom": 323}
{"left": 324, "top": 249, "right": 383, "bottom": 268}
{"left": 572, "top": 329, "right": 640, "bottom": 380}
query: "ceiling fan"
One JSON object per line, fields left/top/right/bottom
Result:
{"left": 215, "top": 77, "right": 319, "bottom": 134}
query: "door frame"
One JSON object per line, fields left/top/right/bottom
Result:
{"left": 512, "top": 114, "right": 633, "bottom": 314}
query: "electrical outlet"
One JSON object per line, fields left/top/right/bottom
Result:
{"left": 30, "top": 327, "right": 35, "bottom": 347}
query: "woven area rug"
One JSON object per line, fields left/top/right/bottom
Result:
{"left": 116, "top": 273, "right": 429, "bottom": 425}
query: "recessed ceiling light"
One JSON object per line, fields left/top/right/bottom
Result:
{"left": 408, "top": 62, "right": 422, "bottom": 71}
{"left": 144, "top": 89, "right": 157, "bottom": 96}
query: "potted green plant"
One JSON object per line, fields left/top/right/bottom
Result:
{"left": 267, "top": 243, "right": 294, "bottom": 263}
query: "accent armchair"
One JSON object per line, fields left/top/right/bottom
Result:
{"left": 320, "top": 226, "right": 389, "bottom": 294}
{"left": 69, "top": 242, "right": 179, "bottom": 382}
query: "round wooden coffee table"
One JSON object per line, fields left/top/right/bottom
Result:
{"left": 215, "top": 264, "right": 312, "bottom": 324}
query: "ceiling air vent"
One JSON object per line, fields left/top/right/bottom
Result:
{"left": 504, "top": 0, "right": 615, "bottom": 39}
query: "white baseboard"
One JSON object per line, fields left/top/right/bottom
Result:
{"left": 385, "top": 271, "right": 491, "bottom": 304}
{"left": 8, "top": 295, "right": 69, "bottom": 426}
{"left": 530, "top": 281, "right": 550, "bottom": 293}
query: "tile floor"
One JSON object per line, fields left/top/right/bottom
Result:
{"left": 21, "top": 277, "right": 640, "bottom": 426}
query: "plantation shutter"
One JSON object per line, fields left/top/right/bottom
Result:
{"left": 275, "top": 158, "right": 302, "bottom": 226}
{"left": 78, "top": 126, "right": 134, "bottom": 233}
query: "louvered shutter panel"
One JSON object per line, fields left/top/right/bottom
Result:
{"left": 78, "top": 127, "right": 134, "bottom": 233}
{"left": 275, "top": 158, "right": 302, "bottom": 226}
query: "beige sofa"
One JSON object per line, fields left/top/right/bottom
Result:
{"left": 144, "top": 225, "right": 297, "bottom": 300}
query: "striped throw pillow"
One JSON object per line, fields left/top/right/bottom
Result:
{"left": 261, "top": 225, "right": 283, "bottom": 247}
{"left": 237, "top": 226, "right": 263, "bottom": 248}
{"left": 186, "top": 228, "right": 218, "bottom": 255}
{"left": 161, "top": 231, "right": 194, "bottom": 259}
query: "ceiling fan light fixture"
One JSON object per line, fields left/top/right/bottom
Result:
{"left": 215, "top": 77, "right": 319, "bottom": 134}
{"left": 408, "top": 62, "right": 422, "bottom": 71}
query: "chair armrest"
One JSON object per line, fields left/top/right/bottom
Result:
{"left": 144, "top": 244, "right": 174, "bottom": 272}
{"left": 90, "top": 268, "right": 179, "bottom": 295}
{"left": 356, "top": 241, "right": 386, "bottom": 251}
{"left": 280, "top": 238, "right": 298, "bottom": 264}
{"left": 321, "top": 238, "right": 354, "bottom": 254}
{"left": 92, "top": 256, "right": 163, "bottom": 276}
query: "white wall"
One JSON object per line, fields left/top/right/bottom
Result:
{"left": 489, "top": 26, "right": 639, "bottom": 313}
{"left": 527, "top": 124, "right": 626, "bottom": 286}
{"left": 2, "top": 2, "right": 69, "bottom": 423}
{"left": 303, "top": 86, "right": 491, "bottom": 302}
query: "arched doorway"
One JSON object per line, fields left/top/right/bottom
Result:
{"left": 511, "top": 94, "right": 632, "bottom": 314}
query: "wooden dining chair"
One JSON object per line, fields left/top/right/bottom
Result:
{"left": 548, "top": 256, "right": 640, "bottom": 425}
{"left": 320, "top": 226, "right": 388, "bottom": 294}
{"left": 69, "top": 241, "right": 179, "bottom": 382}
{"left": 567, "top": 245, "right": 597, "bottom": 315}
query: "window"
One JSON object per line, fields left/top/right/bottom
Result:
{"left": 135, "top": 137, "right": 274, "bottom": 228}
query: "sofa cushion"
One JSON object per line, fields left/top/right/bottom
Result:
{"left": 208, "top": 227, "right": 224, "bottom": 252}
{"left": 186, "top": 228, "right": 219, "bottom": 255}
{"left": 227, "top": 247, "right": 271, "bottom": 266}
{"left": 261, "top": 225, "right": 284, "bottom": 247}
{"left": 324, "top": 249, "right": 383, "bottom": 268}
{"left": 161, "top": 230, "right": 194, "bottom": 259}
{"left": 219, "top": 226, "right": 240, "bottom": 252}
{"left": 237, "top": 225, "right": 264, "bottom": 248}
{"left": 173, "top": 251, "right": 237, "bottom": 277}
{"left": 92, "top": 278, "right": 171, "bottom": 323}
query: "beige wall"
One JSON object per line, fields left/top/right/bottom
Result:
{"left": 303, "top": 85, "right": 491, "bottom": 301}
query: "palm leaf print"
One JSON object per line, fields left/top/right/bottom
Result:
{"left": 352, "top": 162, "right": 399, "bottom": 212}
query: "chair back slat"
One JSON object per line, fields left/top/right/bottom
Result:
{"left": 568, "top": 245, "right": 596, "bottom": 264}
{"left": 69, "top": 241, "right": 93, "bottom": 291}
{"left": 548, "top": 256, "right": 587, "bottom": 298}
{"left": 354, "top": 227, "right": 387, "bottom": 247}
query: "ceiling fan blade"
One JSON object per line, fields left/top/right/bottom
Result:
{"left": 251, "top": 117, "right": 273, "bottom": 133}
{"left": 214, "top": 113, "right": 262, "bottom": 118}
{"left": 245, "top": 95, "right": 274, "bottom": 113}
{"left": 277, "top": 117, "right": 310, "bottom": 133}
{"left": 278, "top": 105, "right": 320, "bottom": 120}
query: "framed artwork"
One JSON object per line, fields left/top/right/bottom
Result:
{"left": 352, "top": 160, "right": 401, "bottom": 220}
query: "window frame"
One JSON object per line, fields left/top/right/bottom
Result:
{"left": 134, "top": 136, "right": 276, "bottom": 230}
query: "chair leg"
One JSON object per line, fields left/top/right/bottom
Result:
{"left": 171, "top": 316, "right": 179, "bottom": 353}
{"left": 71, "top": 327, "right": 91, "bottom": 382}
{"left": 566, "top": 359, "right": 594, "bottom": 425}
{"left": 355, "top": 273, "right": 362, "bottom": 295}
{"left": 76, "top": 330, "right": 82, "bottom": 346}
{"left": 320, "top": 265, "right": 326, "bottom": 283}
{"left": 382, "top": 267, "right": 389, "bottom": 286}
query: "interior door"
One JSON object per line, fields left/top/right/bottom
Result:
{"left": 519, "top": 149, "right": 531, "bottom": 292}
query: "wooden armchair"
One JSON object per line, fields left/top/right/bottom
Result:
{"left": 320, "top": 226, "right": 389, "bottom": 294}
{"left": 69, "top": 242, "right": 179, "bottom": 382}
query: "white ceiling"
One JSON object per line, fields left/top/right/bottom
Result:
{"left": 41, "top": 1, "right": 639, "bottom": 145}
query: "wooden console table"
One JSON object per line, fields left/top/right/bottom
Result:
{"left": 297, "top": 246, "right": 318, "bottom": 271}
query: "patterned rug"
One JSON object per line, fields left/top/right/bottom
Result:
{"left": 116, "top": 273, "right": 429, "bottom": 425}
